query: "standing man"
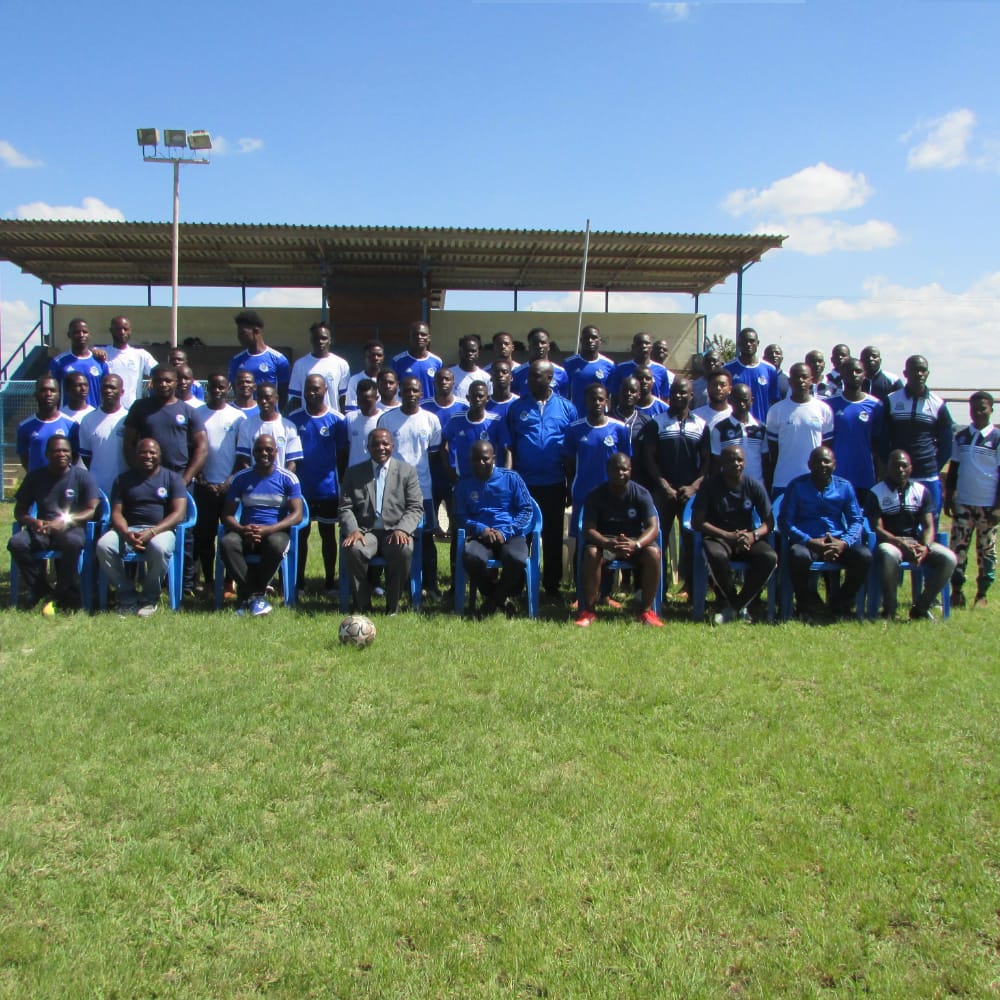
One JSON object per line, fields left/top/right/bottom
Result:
{"left": 563, "top": 325, "right": 615, "bottom": 412}
{"left": 288, "top": 320, "right": 350, "bottom": 415}
{"left": 486, "top": 359, "right": 519, "bottom": 420}
{"left": 575, "top": 453, "right": 663, "bottom": 628}
{"left": 345, "top": 379, "right": 382, "bottom": 468}
{"left": 220, "top": 434, "right": 304, "bottom": 617}
{"left": 454, "top": 441, "right": 535, "bottom": 617}
{"left": 691, "top": 369, "right": 732, "bottom": 428}
{"left": 692, "top": 444, "right": 776, "bottom": 624}
{"left": 826, "top": 356, "right": 884, "bottom": 507}
{"left": 166, "top": 348, "right": 205, "bottom": 400}
{"left": 79, "top": 373, "right": 129, "bottom": 497}
{"left": 485, "top": 330, "right": 517, "bottom": 373}
{"left": 762, "top": 343, "right": 789, "bottom": 401}
{"left": 377, "top": 375, "right": 444, "bottom": 598}
{"left": 97, "top": 438, "right": 188, "bottom": 617}
{"left": 9, "top": 434, "right": 100, "bottom": 613}
{"left": 779, "top": 446, "right": 872, "bottom": 619}
{"left": 691, "top": 348, "right": 725, "bottom": 410}
{"left": 710, "top": 382, "right": 766, "bottom": 483}
{"left": 443, "top": 380, "right": 510, "bottom": 481}
{"left": 235, "top": 383, "right": 302, "bottom": 472}
{"left": 511, "top": 328, "right": 569, "bottom": 398}
{"left": 228, "top": 310, "right": 291, "bottom": 408}
{"left": 17, "top": 375, "right": 79, "bottom": 472}
{"left": 392, "top": 320, "right": 442, "bottom": 400}
{"left": 192, "top": 373, "right": 246, "bottom": 595}
{"left": 641, "top": 376, "right": 708, "bottom": 598}
{"left": 448, "top": 334, "right": 490, "bottom": 401}
{"left": 868, "top": 450, "right": 956, "bottom": 621}
{"left": 608, "top": 331, "right": 671, "bottom": 401}
{"left": 823, "top": 343, "right": 852, "bottom": 397}
{"left": 232, "top": 369, "right": 259, "bottom": 416}
{"left": 860, "top": 345, "right": 903, "bottom": 404}
{"left": 99, "top": 315, "right": 157, "bottom": 407}
{"left": 49, "top": 317, "right": 108, "bottom": 408}
{"left": 339, "top": 429, "right": 424, "bottom": 614}
{"left": 883, "top": 355, "right": 954, "bottom": 517}
{"left": 345, "top": 341, "right": 386, "bottom": 411}
{"left": 60, "top": 372, "right": 95, "bottom": 424}
{"left": 764, "top": 362, "right": 834, "bottom": 497}
{"left": 724, "top": 327, "right": 781, "bottom": 422}
{"left": 290, "top": 374, "right": 349, "bottom": 595}
{"left": 944, "top": 391, "right": 1000, "bottom": 608}
{"left": 507, "top": 359, "right": 579, "bottom": 597}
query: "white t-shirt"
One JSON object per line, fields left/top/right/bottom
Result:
{"left": 78, "top": 406, "right": 128, "bottom": 496}
{"left": 103, "top": 344, "right": 158, "bottom": 407}
{"left": 691, "top": 404, "right": 732, "bottom": 429}
{"left": 376, "top": 407, "right": 442, "bottom": 499}
{"left": 345, "top": 409, "right": 382, "bottom": 468}
{"left": 289, "top": 353, "right": 351, "bottom": 414}
{"left": 448, "top": 364, "right": 491, "bottom": 402}
{"left": 202, "top": 404, "right": 246, "bottom": 484}
{"left": 236, "top": 414, "right": 303, "bottom": 470}
{"left": 765, "top": 397, "right": 834, "bottom": 489}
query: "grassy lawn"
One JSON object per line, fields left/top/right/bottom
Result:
{"left": 0, "top": 540, "right": 998, "bottom": 997}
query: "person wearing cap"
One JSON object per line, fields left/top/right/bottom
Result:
{"left": 228, "top": 309, "right": 291, "bottom": 409}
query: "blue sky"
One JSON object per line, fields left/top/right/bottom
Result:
{"left": 2, "top": 0, "right": 997, "bottom": 389}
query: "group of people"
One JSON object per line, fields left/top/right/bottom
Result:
{"left": 10, "top": 314, "right": 998, "bottom": 627}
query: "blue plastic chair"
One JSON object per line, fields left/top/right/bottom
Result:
{"left": 215, "top": 497, "right": 309, "bottom": 609}
{"left": 576, "top": 507, "right": 663, "bottom": 615}
{"left": 10, "top": 492, "right": 110, "bottom": 612}
{"left": 772, "top": 493, "right": 875, "bottom": 621}
{"left": 339, "top": 515, "right": 424, "bottom": 613}
{"left": 682, "top": 495, "right": 776, "bottom": 623}
{"left": 454, "top": 499, "right": 542, "bottom": 618}
{"left": 866, "top": 529, "right": 951, "bottom": 620}
{"left": 99, "top": 492, "right": 198, "bottom": 611}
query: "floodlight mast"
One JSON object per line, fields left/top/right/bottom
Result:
{"left": 136, "top": 128, "right": 212, "bottom": 347}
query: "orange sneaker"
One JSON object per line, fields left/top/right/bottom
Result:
{"left": 574, "top": 609, "right": 597, "bottom": 627}
{"left": 637, "top": 609, "right": 664, "bottom": 627}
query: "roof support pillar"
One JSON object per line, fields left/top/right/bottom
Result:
{"left": 513, "top": 288, "right": 518, "bottom": 312}
{"left": 605, "top": 289, "right": 609, "bottom": 313}
{"left": 735, "top": 260, "right": 756, "bottom": 337}
{"left": 147, "top": 285, "right": 153, "bottom": 307}
{"left": 241, "top": 285, "right": 247, "bottom": 308}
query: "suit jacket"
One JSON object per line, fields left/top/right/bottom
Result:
{"left": 339, "top": 457, "right": 423, "bottom": 536}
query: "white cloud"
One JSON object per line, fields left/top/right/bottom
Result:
{"left": 213, "top": 135, "right": 265, "bottom": 156}
{"left": 650, "top": 3, "right": 690, "bottom": 22}
{"left": 0, "top": 298, "right": 36, "bottom": 353}
{"left": 0, "top": 140, "right": 42, "bottom": 169}
{"left": 524, "top": 291, "right": 684, "bottom": 313}
{"left": 15, "top": 196, "right": 125, "bottom": 222}
{"left": 753, "top": 217, "right": 899, "bottom": 255}
{"left": 724, "top": 163, "right": 872, "bottom": 218}
{"left": 905, "top": 108, "right": 975, "bottom": 170}
{"left": 249, "top": 287, "right": 324, "bottom": 308}
{"left": 708, "top": 271, "right": 1000, "bottom": 388}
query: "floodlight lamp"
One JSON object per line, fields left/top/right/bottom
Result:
{"left": 164, "top": 129, "right": 188, "bottom": 148}
{"left": 136, "top": 128, "right": 159, "bottom": 147}
{"left": 187, "top": 131, "right": 212, "bottom": 151}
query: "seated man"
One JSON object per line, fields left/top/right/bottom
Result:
{"left": 779, "top": 445, "right": 873, "bottom": 619}
{"left": 576, "top": 453, "right": 663, "bottom": 627}
{"left": 867, "top": 449, "right": 957, "bottom": 620}
{"left": 453, "top": 440, "right": 534, "bottom": 617}
{"left": 338, "top": 428, "right": 423, "bottom": 614}
{"left": 9, "top": 433, "right": 100, "bottom": 613}
{"left": 97, "top": 437, "right": 188, "bottom": 617}
{"left": 219, "top": 434, "right": 304, "bottom": 617}
{"left": 692, "top": 444, "right": 776, "bottom": 623}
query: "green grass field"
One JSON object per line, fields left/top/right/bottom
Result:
{"left": 1, "top": 540, "right": 998, "bottom": 998}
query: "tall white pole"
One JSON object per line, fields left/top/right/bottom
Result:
{"left": 575, "top": 219, "right": 592, "bottom": 354}
{"left": 170, "top": 159, "right": 180, "bottom": 348}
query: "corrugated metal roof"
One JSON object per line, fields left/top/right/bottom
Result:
{"left": 0, "top": 221, "right": 784, "bottom": 296}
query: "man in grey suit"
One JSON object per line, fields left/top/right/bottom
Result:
{"left": 339, "top": 428, "right": 424, "bottom": 613}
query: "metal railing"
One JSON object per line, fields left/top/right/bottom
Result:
{"left": 0, "top": 300, "right": 52, "bottom": 385}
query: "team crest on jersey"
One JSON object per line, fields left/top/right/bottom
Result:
{"left": 470, "top": 491, "right": 480, "bottom": 503}
{"left": 175, "top": 413, "right": 187, "bottom": 424}
{"left": 156, "top": 487, "right": 168, "bottom": 498}
{"left": 319, "top": 425, "right": 330, "bottom": 436}
{"left": 859, "top": 411, "right": 869, "bottom": 422}
{"left": 64, "top": 488, "right": 76, "bottom": 499}
{"left": 260, "top": 364, "right": 271, "bottom": 373}
{"left": 596, "top": 370, "right": 606, "bottom": 379}
{"left": 757, "top": 375, "right": 768, "bottom": 385}
{"left": 90, "top": 366, "right": 100, "bottom": 376}
{"left": 603, "top": 435, "right": 615, "bottom": 447}
{"left": 627, "top": 507, "right": 637, "bottom": 518}
{"left": 743, "top": 499, "right": 752, "bottom": 509}
{"left": 520, "top": 412, "right": 529, "bottom": 421}
{"left": 428, "top": 367, "right": 438, "bottom": 378}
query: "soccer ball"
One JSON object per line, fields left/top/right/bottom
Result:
{"left": 339, "top": 614, "right": 377, "bottom": 648}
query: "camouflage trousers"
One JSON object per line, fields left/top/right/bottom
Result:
{"left": 950, "top": 503, "right": 996, "bottom": 594}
